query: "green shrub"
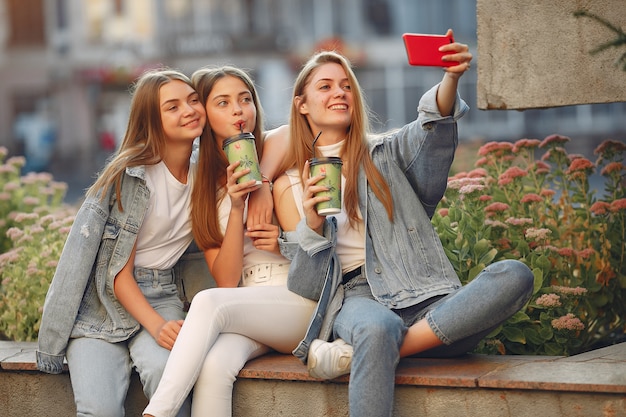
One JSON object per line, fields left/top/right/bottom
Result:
{"left": 432, "top": 135, "right": 626, "bottom": 355}
{"left": 0, "top": 147, "right": 75, "bottom": 341}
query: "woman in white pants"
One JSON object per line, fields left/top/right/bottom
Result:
{"left": 143, "top": 66, "right": 313, "bottom": 417}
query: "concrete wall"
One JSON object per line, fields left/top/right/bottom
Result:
{"left": 476, "top": 0, "right": 626, "bottom": 109}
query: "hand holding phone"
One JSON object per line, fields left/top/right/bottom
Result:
{"left": 402, "top": 33, "right": 459, "bottom": 67}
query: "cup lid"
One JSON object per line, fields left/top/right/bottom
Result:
{"left": 309, "top": 156, "right": 342, "bottom": 165}
{"left": 222, "top": 132, "right": 255, "bottom": 149}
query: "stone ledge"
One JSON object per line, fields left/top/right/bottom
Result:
{"left": 240, "top": 345, "right": 626, "bottom": 394}
{"left": 2, "top": 341, "right": 626, "bottom": 417}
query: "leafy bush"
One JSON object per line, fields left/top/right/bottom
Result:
{"left": 432, "top": 135, "right": 626, "bottom": 355}
{"left": 0, "top": 147, "right": 75, "bottom": 341}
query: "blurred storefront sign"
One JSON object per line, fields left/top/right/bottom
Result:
{"left": 75, "top": 64, "right": 160, "bottom": 85}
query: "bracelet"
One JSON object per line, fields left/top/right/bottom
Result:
{"left": 261, "top": 174, "right": 273, "bottom": 191}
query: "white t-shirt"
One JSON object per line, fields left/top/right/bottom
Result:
{"left": 134, "top": 160, "right": 195, "bottom": 270}
{"left": 286, "top": 141, "right": 365, "bottom": 274}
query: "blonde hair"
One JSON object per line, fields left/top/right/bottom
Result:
{"left": 277, "top": 51, "right": 393, "bottom": 224}
{"left": 190, "top": 66, "right": 265, "bottom": 250}
{"left": 86, "top": 68, "right": 194, "bottom": 211}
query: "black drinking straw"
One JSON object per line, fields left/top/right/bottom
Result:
{"left": 312, "top": 131, "right": 322, "bottom": 159}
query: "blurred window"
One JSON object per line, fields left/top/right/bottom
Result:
{"left": 6, "top": 0, "right": 46, "bottom": 47}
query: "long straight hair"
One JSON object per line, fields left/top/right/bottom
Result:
{"left": 276, "top": 51, "right": 393, "bottom": 225}
{"left": 86, "top": 68, "right": 194, "bottom": 211}
{"left": 190, "top": 66, "right": 265, "bottom": 250}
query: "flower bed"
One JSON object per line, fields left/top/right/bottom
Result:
{"left": 0, "top": 148, "right": 75, "bottom": 341}
{"left": 433, "top": 135, "right": 625, "bottom": 355}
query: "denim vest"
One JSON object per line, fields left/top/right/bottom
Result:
{"left": 37, "top": 166, "right": 151, "bottom": 374}
{"left": 281, "top": 84, "right": 469, "bottom": 363}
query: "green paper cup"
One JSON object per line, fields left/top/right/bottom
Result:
{"left": 309, "top": 156, "right": 342, "bottom": 216}
{"left": 222, "top": 132, "right": 262, "bottom": 185}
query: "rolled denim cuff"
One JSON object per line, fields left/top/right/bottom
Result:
{"left": 295, "top": 217, "right": 336, "bottom": 256}
{"left": 417, "top": 83, "right": 469, "bottom": 127}
{"left": 36, "top": 350, "right": 65, "bottom": 374}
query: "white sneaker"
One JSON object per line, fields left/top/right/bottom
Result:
{"left": 307, "top": 338, "right": 353, "bottom": 379}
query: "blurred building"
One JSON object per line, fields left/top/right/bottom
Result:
{"left": 0, "top": 0, "right": 624, "bottom": 177}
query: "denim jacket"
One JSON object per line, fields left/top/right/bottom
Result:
{"left": 280, "top": 84, "right": 469, "bottom": 363}
{"left": 36, "top": 166, "right": 151, "bottom": 374}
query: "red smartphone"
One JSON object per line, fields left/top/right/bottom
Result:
{"left": 402, "top": 33, "right": 459, "bottom": 67}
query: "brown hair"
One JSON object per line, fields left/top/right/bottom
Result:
{"left": 276, "top": 51, "right": 393, "bottom": 224}
{"left": 190, "top": 66, "right": 265, "bottom": 250}
{"left": 86, "top": 68, "right": 194, "bottom": 211}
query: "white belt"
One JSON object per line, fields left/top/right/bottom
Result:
{"left": 241, "top": 263, "right": 290, "bottom": 287}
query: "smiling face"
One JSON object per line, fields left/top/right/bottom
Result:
{"left": 205, "top": 75, "right": 257, "bottom": 146}
{"left": 297, "top": 62, "right": 353, "bottom": 143}
{"left": 159, "top": 79, "right": 206, "bottom": 144}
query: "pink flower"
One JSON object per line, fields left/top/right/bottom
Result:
{"left": 532, "top": 161, "right": 551, "bottom": 175}
{"left": 459, "top": 184, "right": 486, "bottom": 195}
{"left": 485, "top": 202, "right": 510, "bottom": 213}
{"left": 498, "top": 177, "right": 513, "bottom": 186}
{"left": 520, "top": 193, "right": 543, "bottom": 203}
{"left": 536, "top": 293, "right": 561, "bottom": 307}
{"left": 540, "top": 244, "right": 559, "bottom": 253}
{"left": 0, "top": 165, "right": 17, "bottom": 174}
{"left": 551, "top": 314, "right": 584, "bottom": 331}
{"left": 565, "top": 158, "right": 594, "bottom": 175}
{"left": 541, "top": 147, "right": 568, "bottom": 161}
{"left": 449, "top": 172, "right": 468, "bottom": 180}
{"left": 448, "top": 177, "right": 483, "bottom": 190}
{"left": 467, "top": 168, "right": 488, "bottom": 178}
{"left": 13, "top": 213, "right": 39, "bottom": 223}
{"left": 505, "top": 217, "right": 533, "bottom": 226}
{"left": 23, "top": 197, "right": 40, "bottom": 205}
{"left": 525, "top": 227, "right": 552, "bottom": 240}
{"left": 552, "top": 286, "right": 588, "bottom": 296}
{"left": 590, "top": 201, "right": 611, "bottom": 215}
{"left": 6, "top": 227, "right": 24, "bottom": 241}
{"left": 478, "top": 141, "right": 514, "bottom": 157}
{"left": 539, "top": 134, "right": 571, "bottom": 148}
{"left": 4, "top": 182, "right": 19, "bottom": 192}
{"left": 594, "top": 139, "right": 626, "bottom": 156}
{"left": 501, "top": 166, "right": 528, "bottom": 179}
{"left": 485, "top": 219, "right": 508, "bottom": 229}
{"left": 6, "top": 156, "right": 26, "bottom": 167}
{"left": 557, "top": 247, "right": 575, "bottom": 257}
{"left": 601, "top": 162, "right": 623, "bottom": 176}
{"left": 540, "top": 189, "right": 556, "bottom": 198}
{"left": 513, "top": 138, "right": 541, "bottom": 153}
{"left": 475, "top": 157, "right": 489, "bottom": 167}
{"left": 610, "top": 198, "right": 626, "bottom": 212}
{"left": 438, "top": 208, "right": 449, "bottom": 217}
{"left": 478, "top": 195, "right": 493, "bottom": 202}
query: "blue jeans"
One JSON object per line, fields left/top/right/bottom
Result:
{"left": 66, "top": 267, "right": 191, "bottom": 417}
{"left": 333, "top": 259, "right": 534, "bottom": 417}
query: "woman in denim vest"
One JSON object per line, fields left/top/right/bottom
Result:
{"left": 36, "top": 69, "right": 206, "bottom": 416}
{"left": 143, "top": 67, "right": 316, "bottom": 417}
{"left": 273, "top": 32, "right": 534, "bottom": 417}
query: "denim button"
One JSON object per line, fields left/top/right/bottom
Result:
{"left": 374, "top": 267, "right": 382, "bottom": 274}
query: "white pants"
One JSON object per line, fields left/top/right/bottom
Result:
{"left": 143, "top": 282, "right": 316, "bottom": 417}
